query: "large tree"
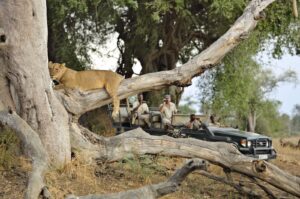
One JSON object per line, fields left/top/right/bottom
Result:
{"left": 0, "top": 0, "right": 300, "bottom": 199}
{"left": 46, "top": 0, "right": 299, "bottom": 105}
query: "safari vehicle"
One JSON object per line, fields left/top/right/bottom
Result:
{"left": 109, "top": 104, "right": 277, "bottom": 160}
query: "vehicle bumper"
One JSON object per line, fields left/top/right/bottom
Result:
{"left": 239, "top": 148, "right": 277, "bottom": 160}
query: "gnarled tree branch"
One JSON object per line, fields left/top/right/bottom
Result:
{"left": 54, "top": 0, "right": 276, "bottom": 117}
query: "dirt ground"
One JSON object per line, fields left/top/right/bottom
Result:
{"left": 0, "top": 136, "right": 300, "bottom": 199}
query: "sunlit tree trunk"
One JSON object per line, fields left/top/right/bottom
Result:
{"left": 247, "top": 111, "right": 256, "bottom": 132}
{"left": 0, "top": 0, "right": 70, "bottom": 167}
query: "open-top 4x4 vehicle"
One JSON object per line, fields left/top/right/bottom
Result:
{"left": 109, "top": 104, "right": 277, "bottom": 160}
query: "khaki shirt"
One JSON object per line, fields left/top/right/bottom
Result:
{"left": 160, "top": 102, "right": 177, "bottom": 120}
{"left": 132, "top": 101, "right": 149, "bottom": 115}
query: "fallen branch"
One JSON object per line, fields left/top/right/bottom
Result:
{"left": 0, "top": 110, "right": 49, "bottom": 199}
{"left": 66, "top": 159, "right": 207, "bottom": 199}
{"left": 71, "top": 126, "right": 300, "bottom": 197}
{"left": 250, "top": 177, "right": 277, "bottom": 199}
{"left": 55, "top": 0, "right": 277, "bottom": 117}
{"left": 197, "top": 170, "right": 261, "bottom": 198}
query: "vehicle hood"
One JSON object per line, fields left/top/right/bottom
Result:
{"left": 208, "top": 127, "right": 271, "bottom": 139}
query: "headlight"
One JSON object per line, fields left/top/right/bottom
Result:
{"left": 240, "top": 139, "right": 247, "bottom": 147}
{"left": 247, "top": 140, "right": 252, "bottom": 147}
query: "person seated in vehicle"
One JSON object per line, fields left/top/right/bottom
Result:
{"left": 159, "top": 94, "right": 177, "bottom": 130}
{"left": 209, "top": 115, "right": 220, "bottom": 126}
{"left": 186, "top": 114, "right": 202, "bottom": 130}
{"left": 131, "top": 93, "right": 151, "bottom": 128}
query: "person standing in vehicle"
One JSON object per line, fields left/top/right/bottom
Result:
{"left": 159, "top": 94, "right": 177, "bottom": 129}
{"left": 131, "top": 93, "right": 151, "bottom": 127}
{"left": 186, "top": 114, "right": 201, "bottom": 130}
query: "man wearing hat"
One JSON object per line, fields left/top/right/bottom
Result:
{"left": 159, "top": 94, "right": 177, "bottom": 129}
{"left": 131, "top": 93, "right": 151, "bottom": 127}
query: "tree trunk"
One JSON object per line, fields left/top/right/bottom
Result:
{"left": 4, "top": 1, "right": 300, "bottom": 199}
{"left": 0, "top": 0, "right": 70, "bottom": 167}
{"left": 247, "top": 111, "right": 256, "bottom": 132}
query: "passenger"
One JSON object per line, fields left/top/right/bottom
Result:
{"left": 209, "top": 115, "right": 220, "bottom": 126}
{"left": 131, "top": 93, "right": 151, "bottom": 127}
{"left": 159, "top": 94, "right": 177, "bottom": 130}
{"left": 186, "top": 114, "right": 201, "bottom": 130}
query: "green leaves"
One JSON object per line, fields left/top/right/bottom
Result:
{"left": 197, "top": 28, "right": 298, "bottom": 133}
{"left": 210, "top": 0, "right": 246, "bottom": 20}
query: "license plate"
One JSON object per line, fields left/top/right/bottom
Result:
{"left": 258, "top": 154, "right": 268, "bottom": 160}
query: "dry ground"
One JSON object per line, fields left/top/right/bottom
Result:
{"left": 0, "top": 134, "right": 300, "bottom": 199}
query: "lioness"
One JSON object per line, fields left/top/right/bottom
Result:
{"left": 48, "top": 61, "right": 124, "bottom": 118}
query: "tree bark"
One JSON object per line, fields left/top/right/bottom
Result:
{"left": 292, "top": 0, "right": 298, "bottom": 18}
{"left": 248, "top": 111, "right": 256, "bottom": 132}
{"left": 0, "top": 0, "right": 70, "bottom": 167}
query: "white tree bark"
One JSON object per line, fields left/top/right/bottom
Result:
{"left": 0, "top": 0, "right": 70, "bottom": 166}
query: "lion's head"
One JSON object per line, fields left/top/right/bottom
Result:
{"left": 48, "top": 61, "right": 67, "bottom": 81}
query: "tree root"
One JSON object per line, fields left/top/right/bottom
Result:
{"left": 0, "top": 111, "right": 49, "bottom": 199}
{"left": 66, "top": 158, "right": 207, "bottom": 199}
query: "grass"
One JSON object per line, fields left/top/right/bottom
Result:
{"left": 271, "top": 136, "right": 300, "bottom": 176}
{"left": 0, "top": 126, "right": 21, "bottom": 170}
{"left": 0, "top": 126, "right": 30, "bottom": 199}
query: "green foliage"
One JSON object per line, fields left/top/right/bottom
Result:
{"left": 178, "top": 96, "right": 197, "bottom": 114}
{"left": 211, "top": 0, "right": 246, "bottom": 20}
{"left": 197, "top": 29, "right": 298, "bottom": 134}
{"left": 255, "top": 101, "right": 289, "bottom": 137}
{"left": 46, "top": 0, "right": 299, "bottom": 72}
{"left": 257, "top": 0, "right": 300, "bottom": 58}
{"left": 46, "top": 0, "right": 299, "bottom": 108}
{"left": 178, "top": 104, "right": 196, "bottom": 114}
{"left": 47, "top": 0, "right": 116, "bottom": 70}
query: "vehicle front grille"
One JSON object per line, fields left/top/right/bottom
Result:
{"left": 255, "top": 150, "right": 271, "bottom": 154}
{"left": 252, "top": 139, "right": 268, "bottom": 148}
